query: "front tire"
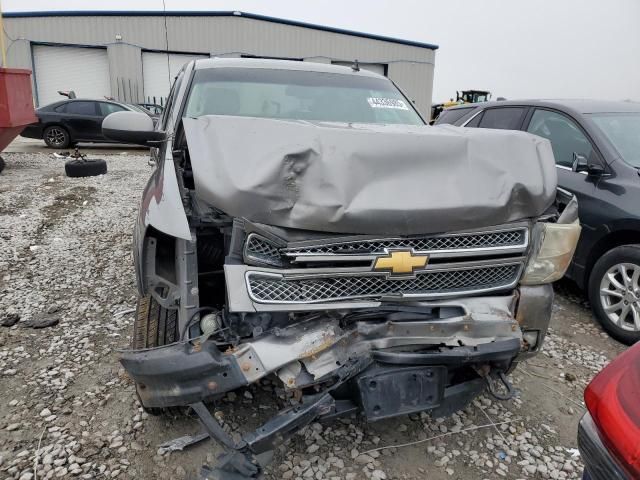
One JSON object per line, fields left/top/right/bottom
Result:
{"left": 588, "top": 245, "right": 640, "bottom": 345}
{"left": 132, "top": 295, "right": 179, "bottom": 414}
{"left": 132, "top": 294, "right": 179, "bottom": 349}
{"left": 43, "top": 126, "right": 71, "bottom": 148}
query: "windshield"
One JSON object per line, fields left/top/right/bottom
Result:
{"left": 128, "top": 104, "right": 153, "bottom": 115}
{"left": 184, "top": 67, "right": 424, "bottom": 125}
{"left": 590, "top": 113, "right": 640, "bottom": 168}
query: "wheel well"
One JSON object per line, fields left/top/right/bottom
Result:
{"left": 585, "top": 230, "right": 640, "bottom": 285}
{"left": 43, "top": 123, "right": 71, "bottom": 139}
{"left": 44, "top": 123, "right": 66, "bottom": 131}
{"left": 147, "top": 227, "right": 178, "bottom": 287}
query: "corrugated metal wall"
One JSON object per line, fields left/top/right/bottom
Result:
{"left": 4, "top": 14, "right": 435, "bottom": 116}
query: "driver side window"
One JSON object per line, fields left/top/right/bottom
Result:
{"left": 527, "top": 109, "right": 593, "bottom": 168}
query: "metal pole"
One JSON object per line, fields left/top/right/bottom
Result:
{"left": 0, "top": 0, "right": 7, "bottom": 67}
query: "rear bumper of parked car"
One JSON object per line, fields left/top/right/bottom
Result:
{"left": 578, "top": 413, "right": 630, "bottom": 480}
{"left": 20, "top": 123, "right": 43, "bottom": 139}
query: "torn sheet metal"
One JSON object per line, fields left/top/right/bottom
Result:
{"left": 184, "top": 116, "right": 557, "bottom": 235}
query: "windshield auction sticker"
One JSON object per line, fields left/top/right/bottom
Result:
{"left": 367, "top": 97, "right": 409, "bottom": 110}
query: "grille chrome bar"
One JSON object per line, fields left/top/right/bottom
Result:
{"left": 244, "top": 226, "right": 529, "bottom": 269}
{"left": 246, "top": 261, "right": 524, "bottom": 304}
{"left": 283, "top": 227, "right": 528, "bottom": 257}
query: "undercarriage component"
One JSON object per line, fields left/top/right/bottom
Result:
{"left": 161, "top": 361, "right": 493, "bottom": 478}
{"left": 371, "top": 337, "right": 521, "bottom": 366}
{"left": 484, "top": 371, "right": 516, "bottom": 401}
{"left": 242, "top": 393, "right": 335, "bottom": 454}
{"left": 121, "top": 289, "right": 552, "bottom": 476}
{"left": 356, "top": 365, "right": 446, "bottom": 420}
{"left": 188, "top": 365, "right": 366, "bottom": 478}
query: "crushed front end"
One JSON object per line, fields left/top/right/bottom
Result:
{"left": 120, "top": 116, "right": 580, "bottom": 478}
{"left": 121, "top": 210, "right": 578, "bottom": 478}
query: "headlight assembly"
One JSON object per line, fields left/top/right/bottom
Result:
{"left": 521, "top": 221, "right": 581, "bottom": 285}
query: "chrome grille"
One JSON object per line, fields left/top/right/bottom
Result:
{"left": 244, "top": 234, "right": 283, "bottom": 267}
{"left": 247, "top": 263, "right": 522, "bottom": 304}
{"left": 283, "top": 228, "right": 527, "bottom": 257}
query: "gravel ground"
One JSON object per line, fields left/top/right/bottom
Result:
{"left": 0, "top": 153, "right": 627, "bottom": 480}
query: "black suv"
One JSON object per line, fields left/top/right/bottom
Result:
{"left": 436, "top": 99, "right": 640, "bottom": 344}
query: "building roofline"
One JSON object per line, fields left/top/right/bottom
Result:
{"left": 2, "top": 10, "right": 439, "bottom": 50}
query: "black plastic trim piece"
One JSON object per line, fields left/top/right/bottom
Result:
{"left": 578, "top": 413, "right": 630, "bottom": 480}
{"left": 119, "top": 341, "right": 247, "bottom": 408}
{"left": 371, "top": 338, "right": 521, "bottom": 366}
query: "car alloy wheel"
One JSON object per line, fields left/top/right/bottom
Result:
{"left": 46, "top": 127, "right": 67, "bottom": 147}
{"left": 599, "top": 262, "right": 640, "bottom": 332}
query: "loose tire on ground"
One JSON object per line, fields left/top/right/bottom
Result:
{"left": 132, "top": 294, "right": 180, "bottom": 415}
{"left": 64, "top": 158, "right": 107, "bottom": 177}
{"left": 0, "top": 156, "right": 5, "bottom": 174}
{"left": 588, "top": 245, "right": 640, "bottom": 345}
{"left": 43, "top": 125, "right": 71, "bottom": 148}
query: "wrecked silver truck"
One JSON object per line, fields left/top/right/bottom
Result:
{"left": 102, "top": 58, "right": 581, "bottom": 478}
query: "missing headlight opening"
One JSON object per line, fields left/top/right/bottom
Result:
{"left": 112, "top": 59, "right": 580, "bottom": 479}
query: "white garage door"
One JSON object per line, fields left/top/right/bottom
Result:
{"left": 332, "top": 61, "right": 387, "bottom": 76}
{"left": 32, "top": 45, "right": 111, "bottom": 107}
{"left": 142, "top": 52, "right": 208, "bottom": 106}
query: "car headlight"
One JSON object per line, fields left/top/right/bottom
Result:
{"left": 521, "top": 221, "right": 581, "bottom": 285}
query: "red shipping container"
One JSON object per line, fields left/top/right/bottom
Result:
{"left": 0, "top": 67, "right": 38, "bottom": 151}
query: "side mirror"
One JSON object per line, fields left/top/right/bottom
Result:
{"left": 102, "top": 111, "right": 165, "bottom": 147}
{"left": 572, "top": 152, "right": 606, "bottom": 176}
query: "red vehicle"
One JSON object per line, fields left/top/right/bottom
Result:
{"left": 579, "top": 343, "right": 640, "bottom": 479}
{"left": 0, "top": 68, "right": 38, "bottom": 172}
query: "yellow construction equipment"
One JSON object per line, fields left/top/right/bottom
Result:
{"left": 431, "top": 90, "right": 491, "bottom": 122}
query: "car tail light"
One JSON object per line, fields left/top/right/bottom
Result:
{"left": 584, "top": 343, "right": 640, "bottom": 477}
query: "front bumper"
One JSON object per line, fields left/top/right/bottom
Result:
{"left": 578, "top": 413, "right": 630, "bottom": 480}
{"left": 120, "top": 340, "right": 248, "bottom": 408}
{"left": 121, "top": 288, "right": 553, "bottom": 409}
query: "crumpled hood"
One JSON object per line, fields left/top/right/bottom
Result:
{"left": 183, "top": 116, "right": 557, "bottom": 235}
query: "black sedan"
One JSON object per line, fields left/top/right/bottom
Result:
{"left": 21, "top": 99, "right": 157, "bottom": 148}
{"left": 436, "top": 99, "right": 640, "bottom": 344}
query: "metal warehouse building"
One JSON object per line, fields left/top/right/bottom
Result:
{"left": 3, "top": 11, "right": 438, "bottom": 116}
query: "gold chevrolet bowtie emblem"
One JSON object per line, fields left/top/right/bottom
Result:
{"left": 373, "top": 250, "right": 429, "bottom": 275}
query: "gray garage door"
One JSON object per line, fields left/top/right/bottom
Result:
{"left": 32, "top": 45, "right": 111, "bottom": 107}
{"left": 332, "top": 61, "right": 387, "bottom": 76}
{"left": 142, "top": 51, "right": 209, "bottom": 106}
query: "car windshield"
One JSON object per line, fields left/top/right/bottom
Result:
{"left": 589, "top": 113, "right": 640, "bottom": 168}
{"left": 128, "top": 104, "right": 152, "bottom": 115}
{"left": 184, "top": 67, "right": 424, "bottom": 125}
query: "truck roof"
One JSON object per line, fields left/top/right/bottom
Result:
{"left": 193, "top": 57, "right": 384, "bottom": 78}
